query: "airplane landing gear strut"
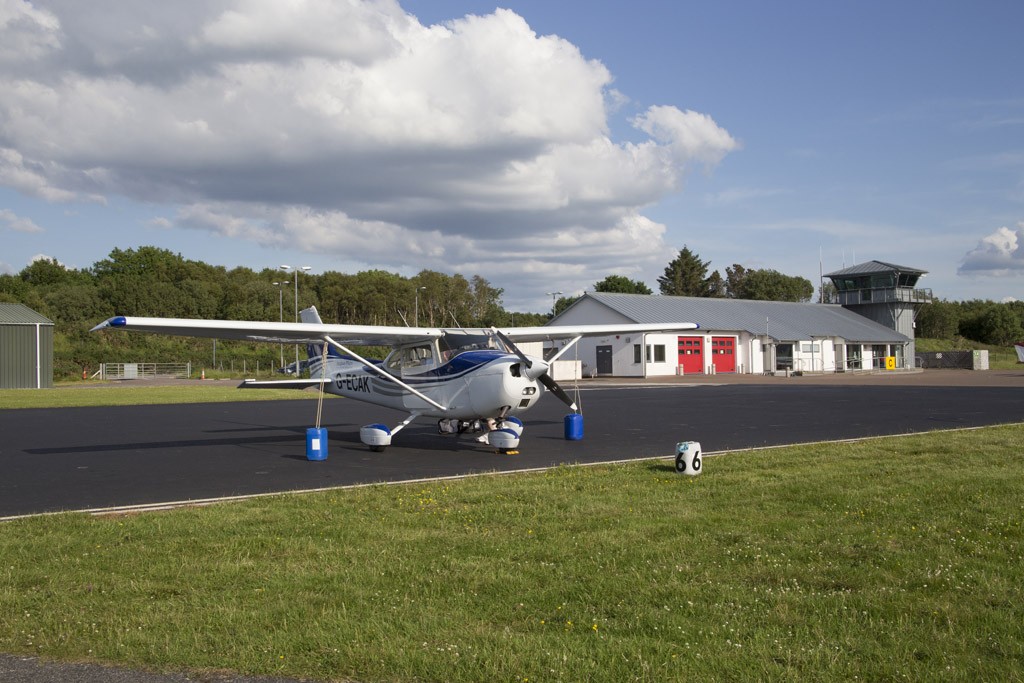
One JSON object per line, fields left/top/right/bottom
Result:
{"left": 360, "top": 412, "right": 422, "bottom": 452}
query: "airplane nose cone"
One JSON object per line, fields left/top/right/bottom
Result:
{"left": 523, "top": 358, "right": 549, "bottom": 381}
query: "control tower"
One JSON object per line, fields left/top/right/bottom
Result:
{"left": 825, "top": 261, "right": 932, "bottom": 362}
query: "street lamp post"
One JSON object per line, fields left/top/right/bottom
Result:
{"left": 546, "top": 291, "right": 563, "bottom": 316}
{"left": 272, "top": 281, "right": 289, "bottom": 368}
{"left": 414, "top": 286, "right": 426, "bottom": 326}
{"left": 280, "top": 265, "right": 312, "bottom": 370}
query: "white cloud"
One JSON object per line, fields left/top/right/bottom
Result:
{"left": 632, "top": 106, "right": 739, "bottom": 170}
{"left": 0, "top": 148, "right": 81, "bottom": 202}
{"left": 0, "top": 207, "right": 44, "bottom": 232}
{"left": 958, "top": 223, "right": 1024, "bottom": 275}
{"left": 0, "top": 0, "right": 61, "bottom": 64}
{"left": 198, "top": 0, "right": 408, "bottom": 65}
{"left": 0, "top": 1, "right": 737, "bottom": 306}
{"left": 167, "top": 201, "right": 670, "bottom": 300}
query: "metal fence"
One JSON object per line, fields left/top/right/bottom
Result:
{"left": 916, "top": 351, "right": 972, "bottom": 369}
{"left": 916, "top": 351, "right": 989, "bottom": 370}
{"left": 100, "top": 362, "right": 192, "bottom": 380}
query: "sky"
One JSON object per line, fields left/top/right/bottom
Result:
{"left": 1, "top": 0, "right": 1022, "bottom": 312}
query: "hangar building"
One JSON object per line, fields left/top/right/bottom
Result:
{"left": 0, "top": 303, "right": 55, "bottom": 389}
{"left": 547, "top": 262, "right": 930, "bottom": 377}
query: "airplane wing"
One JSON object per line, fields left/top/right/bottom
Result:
{"left": 91, "top": 315, "right": 443, "bottom": 346}
{"left": 92, "top": 315, "right": 698, "bottom": 346}
{"left": 238, "top": 378, "right": 327, "bottom": 390}
{"left": 495, "top": 321, "right": 699, "bottom": 343}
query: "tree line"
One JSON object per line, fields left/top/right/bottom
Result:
{"left": 915, "top": 299, "right": 1024, "bottom": 347}
{"left": 0, "top": 246, "right": 545, "bottom": 378}
{"left": 657, "top": 246, "right": 816, "bottom": 301}
{"left": 4, "top": 244, "right": 1019, "bottom": 379}
{"left": 555, "top": 246, "right": 816, "bottom": 314}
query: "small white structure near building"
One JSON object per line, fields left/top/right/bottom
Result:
{"left": 547, "top": 292, "right": 912, "bottom": 377}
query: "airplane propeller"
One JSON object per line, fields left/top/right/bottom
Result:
{"left": 537, "top": 371, "right": 578, "bottom": 412}
{"left": 491, "top": 329, "right": 578, "bottom": 412}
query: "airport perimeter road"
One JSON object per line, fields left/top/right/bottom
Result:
{"left": 2, "top": 380, "right": 1023, "bottom": 518}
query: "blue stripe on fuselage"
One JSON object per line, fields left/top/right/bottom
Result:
{"left": 401, "top": 350, "right": 508, "bottom": 384}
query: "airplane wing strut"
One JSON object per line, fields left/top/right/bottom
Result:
{"left": 322, "top": 335, "right": 448, "bottom": 412}
{"left": 548, "top": 335, "right": 583, "bottom": 363}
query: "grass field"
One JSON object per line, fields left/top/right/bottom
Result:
{"left": 1, "top": 424, "right": 1022, "bottom": 681}
{"left": 0, "top": 382, "right": 332, "bottom": 409}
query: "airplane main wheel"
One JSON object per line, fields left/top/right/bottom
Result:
{"left": 360, "top": 424, "right": 392, "bottom": 452}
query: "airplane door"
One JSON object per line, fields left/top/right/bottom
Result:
{"left": 596, "top": 345, "right": 613, "bottom": 375}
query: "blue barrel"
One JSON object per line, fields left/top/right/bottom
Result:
{"left": 306, "top": 427, "right": 328, "bottom": 461}
{"left": 564, "top": 413, "right": 584, "bottom": 441}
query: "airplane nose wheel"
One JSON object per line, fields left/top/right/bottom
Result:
{"left": 489, "top": 417, "right": 523, "bottom": 454}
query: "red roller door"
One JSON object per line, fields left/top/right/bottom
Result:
{"left": 711, "top": 337, "right": 736, "bottom": 373}
{"left": 677, "top": 336, "right": 704, "bottom": 374}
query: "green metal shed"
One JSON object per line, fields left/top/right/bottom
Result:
{"left": 0, "top": 303, "right": 54, "bottom": 389}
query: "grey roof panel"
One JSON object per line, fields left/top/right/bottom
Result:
{"left": 0, "top": 303, "right": 54, "bottom": 325}
{"left": 558, "top": 293, "right": 908, "bottom": 343}
{"left": 824, "top": 260, "right": 927, "bottom": 278}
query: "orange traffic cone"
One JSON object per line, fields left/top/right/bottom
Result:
{"left": 200, "top": 369, "right": 206, "bottom": 380}
{"left": 82, "top": 369, "right": 87, "bottom": 380}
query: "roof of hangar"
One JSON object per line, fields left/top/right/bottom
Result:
{"left": 552, "top": 292, "right": 910, "bottom": 344}
{"left": 0, "top": 303, "right": 54, "bottom": 325}
{"left": 824, "top": 260, "right": 928, "bottom": 278}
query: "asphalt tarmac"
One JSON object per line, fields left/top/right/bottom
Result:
{"left": 3, "top": 378, "right": 1023, "bottom": 518}
{"left": 2, "top": 372, "right": 1023, "bottom": 682}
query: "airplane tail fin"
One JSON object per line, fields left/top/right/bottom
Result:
{"left": 301, "top": 306, "right": 327, "bottom": 362}
{"left": 300, "top": 306, "right": 323, "bottom": 325}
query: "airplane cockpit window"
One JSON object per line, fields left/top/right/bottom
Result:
{"left": 384, "top": 342, "right": 439, "bottom": 376}
{"left": 438, "top": 331, "right": 508, "bottom": 360}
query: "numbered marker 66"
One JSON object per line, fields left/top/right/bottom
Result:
{"left": 675, "top": 441, "right": 702, "bottom": 476}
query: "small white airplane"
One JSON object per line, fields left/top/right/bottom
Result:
{"left": 92, "top": 307, "right": 698, "bottom": 452}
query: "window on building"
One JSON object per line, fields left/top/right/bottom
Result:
{"left": 633, "top": 344, "right": 642, "bottom": 364}
{"left": 644, "top": 345, "right": 666, "bottom": 362}
{"left": 872, "top": 344, "right": 888, "bottom": 369}
{"left": 776, "top": 343, "right": 794, "bottom": 371}
{"left": 846, "top": 344, "right": 862, "bottom": 371}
